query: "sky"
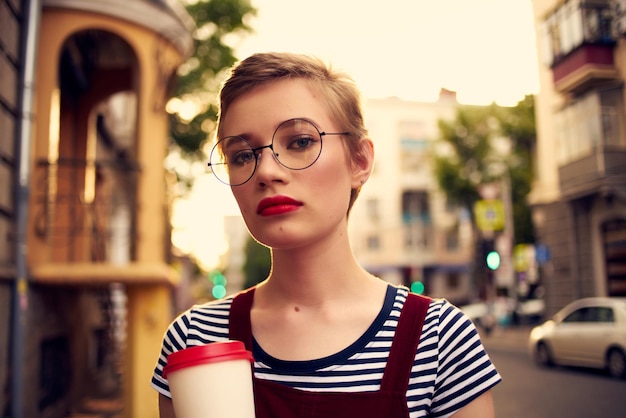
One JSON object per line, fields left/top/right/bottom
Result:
{"left": 233, "top": 0, "right": 540, "bottom": 105}
{"left": 172, "top": 0, "right": 541, "bottom": 270}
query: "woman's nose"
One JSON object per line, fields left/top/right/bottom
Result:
{"left": 253, "top": 146, "right": 285, "bottom": 183}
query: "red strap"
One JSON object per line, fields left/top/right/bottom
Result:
{"left": 229, "top": 286, "right": 256, "bottom": 350}
{"left": 380, "top": 293, "right": 431, "bottom": 392}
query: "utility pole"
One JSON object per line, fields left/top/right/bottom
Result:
{"left": 501, "top": 172, "right": 516, "bottom": 301}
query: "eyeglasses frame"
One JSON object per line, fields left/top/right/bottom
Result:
{"left": 207, "top": 118, "right": 351, "bottom": 186}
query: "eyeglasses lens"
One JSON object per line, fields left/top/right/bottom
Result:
{"left": 209, "top": 119, "right": 323, "bottom": 185}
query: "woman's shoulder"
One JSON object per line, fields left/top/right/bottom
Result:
{"left": 392, "top": 285, "right": 458, "bottom": 313}
{"left": 165, "top": 294, "right": 237, "bottom": 346}
{"left": 392, "top": 285, "right": 476, "bottom": 336}
{"left": 190, "top": 294, "right": 234, "bottom": 315}
{"left": 173, "top": 294, "right": 234, "bottom": 320}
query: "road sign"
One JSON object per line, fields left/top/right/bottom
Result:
{"left": 535, "top": 244, "right": 550, "bottom": 265}
{"left": 474, "top": 199, "right": 505, "bottom": 232}
{"left": 514, "top": 244, "right": 529, "bottom": 272}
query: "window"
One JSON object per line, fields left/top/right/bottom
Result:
{"left": 599, "top": 88, "right": 626, "bottom": 148}
{"left": 554, "top": 86, "right": 624, "bottom": 165}
{"left": 402, "top": 191, "right": 431, "bottom": 249}
{"left": 563, "top": 307, "right": 590, "bottom": 322}
{"left": 366, "top": 198, "right": 379, "bottom": 222}
{"left": 367, "top": 235, "right": 380, "bottom": 251}
{"left": 399, "top": 121, "right": 429, "bottom": 173}
{"left": 563, "top": 306, "right": 614, "bottom": 323}
{"left": 582, "top": 5, "right": 613, "bottom": 43}
{"left": 446, "top": 272, "right": 460, "bottom": 290}
{"left": 402, "top": 191, "right": 430, "bottom": 224}
{"left": 603, "top": 219, "right": 626, "bottom": 296}
{"left": 540, "top": 0, "right": 614, "bottom": 66}
{"left": 445, "top": 228, "right": 459, "bottom": 251}
{"left": 596, "top": 307, "right": 614, "bottom": 322}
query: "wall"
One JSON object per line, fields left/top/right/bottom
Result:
{"left": 0, "top": 0, "right": 24, "bottom": 414}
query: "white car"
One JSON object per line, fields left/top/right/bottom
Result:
{"left": 528, "top": 297, "right": 626, "bottom": 378}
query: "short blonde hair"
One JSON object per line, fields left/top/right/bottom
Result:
{"left": 217, "top": 52, "right": 369, "bottom": 212}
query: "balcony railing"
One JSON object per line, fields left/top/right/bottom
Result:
{"left": 559, "top": 149, "right": 626, "bottom": 199}
{"left": 32, "top": 158, "right": 139, "bottom": 264}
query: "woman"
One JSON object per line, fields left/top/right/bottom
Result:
{"left": 152, "top": 52, "right": 501, "bottom": 417}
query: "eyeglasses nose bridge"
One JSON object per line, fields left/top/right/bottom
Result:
{"left": 253, "top": 143, "right": 279, "bottom": 164}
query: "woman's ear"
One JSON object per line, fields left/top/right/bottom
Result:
{"left": 351, "top": 138, "right": 374, "bottom": 188}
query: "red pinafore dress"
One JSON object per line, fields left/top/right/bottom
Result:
{"left": 229, "top": 287, "right": 431, "bottom": 418}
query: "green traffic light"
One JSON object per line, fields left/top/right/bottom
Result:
{"left": 212, "top": 284, "right": 227, "bottom": 299}
{"left": 212, "top": 274, "right": 227, "bottom": 286}
{"left": 486, "top": 251, "right": 501, "bottom": 270}
{"left": 410, "top": 281, "right": 425, "bottom": 295}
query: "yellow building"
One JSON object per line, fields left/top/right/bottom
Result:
{"left": 1, "top": 0, "right": 193, "bottom": 416}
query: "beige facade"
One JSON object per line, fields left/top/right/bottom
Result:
{"left": 349, "top": 93, "right": 477, "bottom": 304}
{"left": 529, "top": 0, "right": 626, "bottom": 316}
{"left": 1, "top": 0, "right": 193, "bottom": 416}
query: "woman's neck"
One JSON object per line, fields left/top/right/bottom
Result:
{"left": 258, "top": 235, "right": 380, "bottom": 307}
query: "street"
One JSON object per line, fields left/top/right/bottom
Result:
{"left": 487, "top": 343, "right": 626, "bottom": 417}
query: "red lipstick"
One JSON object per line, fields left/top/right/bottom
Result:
{"left": 256, "top": 195, "right": 303, "bottom": 216}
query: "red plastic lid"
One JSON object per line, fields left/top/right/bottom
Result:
{"left": 163, "top": 340, "right": 253, "bottom": 378}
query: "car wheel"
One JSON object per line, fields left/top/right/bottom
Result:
{"left": 535, "top": 342, "right": 553, "bottom": 367}
{"left": 606, "top": 348, "right": 626, "bottom": 379}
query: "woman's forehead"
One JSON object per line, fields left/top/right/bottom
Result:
{"left": 219, "top": 79, "right": 336, "bottom": 135}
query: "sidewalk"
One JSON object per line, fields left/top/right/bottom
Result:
{"left": 66, "top": 397, "right": 123, "bottom": 418}
{"left": 479, "top": 325, "right": 533, "bottom": 353}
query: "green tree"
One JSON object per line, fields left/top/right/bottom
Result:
{"left": 433, "top": 98, "right": 536, "bottom": 298}
{"left": 242, "top": 235, "right": 271, "bottom": 288}
{"left": 433, "top": 98, "right": 536, "bottom": 245}
{"left": 497, "top": 95, "right": 536, "bottom": 244}
{"left": 433, "top": 104, "right": 502, "bottom": 219}
{"left": 167, "top": 0, "right": 257, "bottom": 191}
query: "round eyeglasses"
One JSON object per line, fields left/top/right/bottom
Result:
{"left": 208, "top": 118, "right": 350, "bottom": 186}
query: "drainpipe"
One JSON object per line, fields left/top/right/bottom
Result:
{"left": 12, "top": 0, "right": 42, "bottom": 417}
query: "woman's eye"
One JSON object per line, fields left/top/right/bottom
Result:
{"left": 288, "top": 135, "right": 317, "bottom": 151}
{"left": 230, "top": 150, "right": 255, "bottom": 165}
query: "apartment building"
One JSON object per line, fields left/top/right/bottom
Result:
{"left": 529, "top": 0, "right": 626, "bottom": 316}
{"left": 349, "top": 91, "right": 477, "bottom": 305}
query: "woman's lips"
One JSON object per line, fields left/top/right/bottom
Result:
{"left": 256, "top": 196, "right": 303, "bottom": 216}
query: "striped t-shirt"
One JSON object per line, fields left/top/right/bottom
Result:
{"left": 152, "top": 285, "right": 501, "bottom": 417}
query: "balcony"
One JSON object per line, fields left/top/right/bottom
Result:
{"left": 541, "top": 0, "right": 617, "bottom": 94}
{"left": 558, "top": 149, "right": 626, "bottom": 200}
{"left": 552, "top": 43, "right": 619, "bottom": 93}
{"left": 32, "top": 158, "right": 138, "bottom": 262}
{"left": 29, "top": 158, "right": 177, "bottom": 285}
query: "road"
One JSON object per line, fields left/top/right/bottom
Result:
{"left": 487, "top": 343, "right": 626, "bottom": 418}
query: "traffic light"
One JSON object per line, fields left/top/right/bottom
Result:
{"left": 410, "top": 281, "right": 425, "bottom": 295}
{"left": 209, "top": 270, "right": 227, "bottom": 299}
{"left": 481, "top": 239, "right": 501, "bottom": 270}
{"left": 486, "top": 250, "right": 501, "bottom": 270}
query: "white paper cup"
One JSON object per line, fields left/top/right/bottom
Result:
{"left": 163, "top": 340, "right": 255, "bottom": 418}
